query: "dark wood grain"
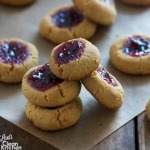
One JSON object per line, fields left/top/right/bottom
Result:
{"left": 137, "top": 112, "right": 150, "bottom": 150}
{"left": 0, "top": 116, "right": 137, "bottom": 150}
{"left": 0, "top": 116, "right": 58, "bottom": 150}
{"left": 91, "top": 120, "right": 136, "bottom": 150}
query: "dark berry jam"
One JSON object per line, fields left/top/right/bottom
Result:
{"left": 123, "top": 36, "right": 150, "bottom": 57}
{"left": 52, "top": 8, "right": 84, "bottom": 28}
{"left": 54, "top": 40, "right": 85, "bottom": 64}
{"left": 0, "top": 41, "right": 29, "bottom": 65}
{"left": 97, "top": 67, "right": 118, "bottom": 87}
{"left": 28, "top": 64, "right": 63, "bottom": 91}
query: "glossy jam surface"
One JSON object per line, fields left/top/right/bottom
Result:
{"left": 97, "top": 67, "right": 118, "bottom": 87}
{"left": 54, "top": 40, "right": 85, "bottom": 64}
{"left": 0, "top": 41, "right": 29, "bottom": 65}
{"left": 52, "top": 8, "right": 84, "bottom": 28}
{"left": 123, "top": 36, "right": 150, "bottom": 57}
{"left": 28, "top": 64, "right": 63, "bottom": 91}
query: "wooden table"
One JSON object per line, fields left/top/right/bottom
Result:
{"left": 0, "top": 112, "right": 149, "bottom": 150}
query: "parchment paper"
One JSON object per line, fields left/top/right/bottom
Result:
{"left": 0, "top": 0, "right": 150, "bottom": 149}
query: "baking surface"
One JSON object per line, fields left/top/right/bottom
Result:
{"left": 0, "top": 0, "right": 150, "bottom": 150}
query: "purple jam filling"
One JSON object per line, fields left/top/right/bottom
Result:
{"left": 123, "top": 36, "right": 150, "bottom": 57}
{"left": 28, "top": 64, "right": 63, "bottom": 91}
{"left": 52, "top": 8, "right": 84, "bottom": 28}
{"left": 54, "top": 40, "right": 85, "bottom": 64}
{"left": 97, "top": 67, "right": 118, "bottom": 87}
{"left": 0, "top": 41, "right": 29, "bottom": 65}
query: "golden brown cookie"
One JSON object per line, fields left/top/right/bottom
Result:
{"left": 110, "top": 35, "right": 150, "bottom": 75}
{"left": 0, "top": 38, "right": 38, "bottom": 83}
{"left": 26, "top": 97, "right": 82, "bottom": 131}
{"left": 0, "top": 0, "right": 35, "bottom": 6}
{"left": 146, "top": 99, "right": 150, "bottom": 121}
{"left": 49, "top": 38, "right": 100, "bottom": 80}
{"left": 39, "top": 5, "right": 97, "bottom": 44}
{"left": 82, "top": 65, "right": 124, "bottom": 109}
{"left": 73, "top": 0, "right": 117, "bottom": 25}
{"left": 121, "top": 0, "right": 150, "bottom": 6}
{"left": 22, "top": 64, "right": 81, "bottom": 107}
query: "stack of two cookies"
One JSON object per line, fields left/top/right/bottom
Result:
{"left": 22, "top": 63, "right": 82, "bottom": 131}
{"left": 22, "top": 38, "right": 125, "bottom": 131}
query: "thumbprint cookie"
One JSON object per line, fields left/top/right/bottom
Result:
{"left": 110, "top": 35, "right": 150, "bottom": 75}
{"left": 49, "top": 38, "right": 100, "bottom": 80}
{"left": 40, "top": 5, "right": 97, "bottom": 44}
{"left": 0, "top": 38, "right": 38, "bottom": 83}
{"left": 82, "top": 65, "right": 125, "bottom": 109}
{"left": 73, "top": 0, "right": 117, "bottom": 25}
{"left": 22, "top": 64, "right": 81, "bottom": 107}
{"left": 26, "top": 97, "right": 82, "bottom": 131}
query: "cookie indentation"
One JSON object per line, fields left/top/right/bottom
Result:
{"left": 0, "top": 41, "right": 29, "bottom": 65}
{"left": 54, "top": 40, "right": 85, "bottom": 64}
{"left": 123, "top": 36, "right": 150, "bottom": 57}
{"left": 28, "top": 63, "right": 63, "bottom": 91}
{"left": 97, "top": 67, "right": 118, "bottom": 87}
{"left": 52, "top": 8, "right": 84, "bottom": 28}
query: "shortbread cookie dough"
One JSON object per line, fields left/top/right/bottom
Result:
{"left": 0, "top": 38, "right": 38, "bottom": 83}
{"left": 73, "top": 0, "right": 117, "bottom": 25}
{"left": 26, "top": 97, "right": 82, "bottom": 131}
{"left": 0, "top": 0, "right": 35, "bottom": 6}
{"left": 49, "top": 38, "right": 100, "bottom": 80}
{"left": 22, "top": 64, "right": 81, "bottom": 107}
{"left": 121, "top": 0, "right": 150, "bottom": 6}
{"left": 82, "top": 66, "right": 124, "bottom": 109}
{"left": 110, "top": 35, "right": 150, "bottom": 75}
{"left": 146, "top": 99, "right": 150, "bottom": 121}
{"left": 40, "top": 5, "right": 97, "bottom": 44}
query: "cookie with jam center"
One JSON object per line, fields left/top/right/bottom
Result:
{"left": 110, "top": 35, "right": 150, "bottom": 75}
{"left": 73, "top": 0, "right": 117, "bottom": 25}
{"left": 82, "top": 65, "right": 124, "bottom": 109}
{"left": 49, "top": 38, "right": 100, "bottom": 80}
{"left": 0, "top": 38, "right": 38, "bottom": 83}
{"left": 25, "top": 97, "right": 82, "bottom": 131}
{"left": 39, "top": 5, "right": 97, "bottom": 44}
{"left": 22, "top": 64, "right": 81, "bottom": 107}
